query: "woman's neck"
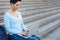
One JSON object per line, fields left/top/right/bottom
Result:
{"left": 9, "top": 8, "right": 16, "bottom": 13}
{"left": 9, "top": 8, "right": 19, "bottom": 18}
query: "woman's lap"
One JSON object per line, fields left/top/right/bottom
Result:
{"left": 10, "top": 34, "right": 26, "bottom": 40}
{"left": 10, "top": 34, "right": 41, "bottom": 40}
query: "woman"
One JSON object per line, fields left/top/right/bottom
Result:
{"left": 4, "top": 0, "right": 41, "bottom": 40}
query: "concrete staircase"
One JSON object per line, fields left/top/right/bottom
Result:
{"left": 42, "top": 26, "right": 60, "bottom": 40}
{"left": 0, "top": 0, "right": 60, "bottom": 39}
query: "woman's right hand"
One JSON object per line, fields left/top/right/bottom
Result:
{"left": 21, "top": 31, "right": 28, "bottom": 36}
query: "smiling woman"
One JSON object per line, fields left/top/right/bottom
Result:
{"left": 4, "top": 0, "right": 41, "bottom": 40}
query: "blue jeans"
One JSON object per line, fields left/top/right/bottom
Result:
{"left": 0, "top": 25, "right": 8, "bottom": 40}
{"left": 10, "top": 34, "right": 41, "bottom": 40}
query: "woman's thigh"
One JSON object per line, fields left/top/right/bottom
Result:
{"left": 10, "top": 34, "right": 27, "bottom": 40}
{"left": 10, "top": 34, "right": 40, "bottom": 40}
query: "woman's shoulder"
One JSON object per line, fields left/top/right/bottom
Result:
{"left": 4, "top": 12, "right": 10, "bottom": 18}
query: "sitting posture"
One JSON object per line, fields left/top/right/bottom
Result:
{"left": 4, "top": 0, "right": 41, "bottom": 40}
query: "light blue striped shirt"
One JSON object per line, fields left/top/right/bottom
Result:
{"left": 4, "top": 11, "right": 27, "bottom": 36}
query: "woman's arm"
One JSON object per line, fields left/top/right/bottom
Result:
{"left": 20, "top": 14, "right": 29, "bottom": 36}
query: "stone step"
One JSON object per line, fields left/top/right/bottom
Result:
{"left": 0, "top": 2, "right": 58, "bottom": 8}
{"left": 0, "top": 6, "right": 60, "bottom": 18}
{"left": 18, "top": 6, "right": 60, "bottom": 12}
{"left": 0, "top": 0, "right": 9, "bottom": 2}
{"left": 0, "top": 5, "right": 48, "bottom": 12}
{"left": 1, "top": 9, "right": 60, "bottom": 26}
{"left": 47, "top": 27, "right": 60, "bottom": 38}
{"left": 0, "top": 1, "right": 44, "bottom": 4}
{"left": 42, "top": 26, "right": 60, "bottom": 40}
{"left": 25, "top": 13, "right": 60, "bottom": 29}
{"left": 0, "top": 5, "right": 50, "bottom": 13}
{"left": 23, "top": 10, "right": 60, "bottom": 24}
{"left": 0, "top": 7, "right": 60, "bottom": 15}
{"left": 0, "top": 2, "right": 43, "bottom": 5}
{"left": 37, "top": 19, "right": 60, "bottom": 37}
{"left": 0, "top": 0, "right": 59, "bottom": 6}
{"left": 0, "top": 0, "right": 44, "bottom": 3}
{"left": 0, "top": 3, "right": 44, "bottom": 8}
{"left": 20, "top": 7, "right": 60, "bottom": 17}
{"left": 0, "top": 4, "right": 59, "bottom": 9}
{"left": 0, "top": 0, "right": 58, "bottom": 4}
{"left": 0, "top": 2, "right": 59, "bottom": 8}
{"left": 0, "top": 0, "right": 37, "bottom": 1}
{"left": 0, "top": 9, "right": 60, "bottom": 23}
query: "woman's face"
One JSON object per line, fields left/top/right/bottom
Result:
{"left": 11, "top": 1, "right": 20, "bottom": 10}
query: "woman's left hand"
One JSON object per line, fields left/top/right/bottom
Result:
{"left": 24, "top": 29, "right": 29, "bottom": 35}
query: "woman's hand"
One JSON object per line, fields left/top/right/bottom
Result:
{"left": 24, "top": 29, "right": 29, "bottom": 36}
{"left": 20, "top": 29, "right": 29, "bottom": 36}
{"left": 25, "top": 29, "right": 29, "bottom": 33}
{"left": 21, "top": 31, "right": 28, "bottom": 36}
